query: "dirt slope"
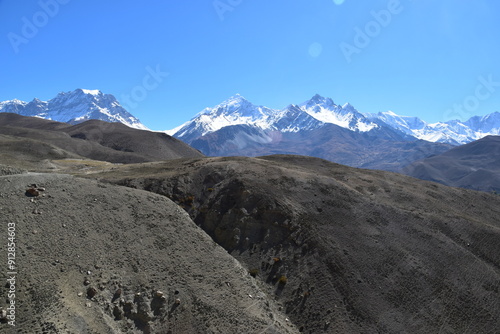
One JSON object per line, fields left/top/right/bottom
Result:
{"left": 403, "top": 135, "right": 500, "bottom": 192}
{"left": 90, "top": 155, "right": 500, "bottom": 334}
{"left": 0, "top": 172, "right": 297, "bottom": 334}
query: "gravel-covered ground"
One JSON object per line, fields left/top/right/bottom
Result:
{"left": 0, "top": 172, "right": 297, "bottom": 334}
{"left": 90, "top": 155, "right": 500, "bottom": 333}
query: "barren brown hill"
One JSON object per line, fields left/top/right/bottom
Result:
{"left": 403, "top": 135, "right": 500, "bottom": 192}
{"left": 88, "top": 155, "right": 500, "bottom": 334}
{"left": 0, "top": 172, "right": 297, "bottom": 334}
{"left": 0, "top": 113, "right": 203, "bottom": 166}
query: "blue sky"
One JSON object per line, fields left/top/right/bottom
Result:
{"left": 1, "top": 0, "right": 500, "bottom": 130}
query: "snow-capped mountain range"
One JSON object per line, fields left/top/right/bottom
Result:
{"left": 1, "top": 89, "right": 498, "bottom": 147}
{"left": 0, "top": 89, "right": 147, "bottom": 130}
{"left": 168, "top": 94, "right": 500, "bottom": 146}
{"left": 368, "top": 110, "right": 500, "bottom": 145}
{"left": 168, "top": 94, "right": 380, "bottom": 140}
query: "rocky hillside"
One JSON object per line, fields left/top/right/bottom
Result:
{"left": 90, "top": 155, "right": 500, "bottom": 334}
{"left": 0, "top": 172, "right": 296, "bottom": 334}
{"left": 1, "top": 118, "right": 499, "bottom": 333}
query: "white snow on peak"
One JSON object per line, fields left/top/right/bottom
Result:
{"left": 368, "top": 110, "right": 500, "bottom": 145}
{"left": 169, "top": 94, "right": 500, "bottom": 145}
{"left": 304, "top": 104, "right": 351, "bottom": 128}
{"left": 300, "top": 96, "right": 378, "bottom": 132}
{"left": 169, "top": 94, "right": 381, "bottom": 139}
{"left": 0, "top": 99, "right": 27, "bottom": 106}
{"left": 80, "top": 89, "right": 101, "bottom": 96}
{"left": 0, "top": 89, "right": 148, "bottom": 130}
{"left": 177, "top": 95, "right": 279, "bottom": 137}
{"left": 6, "top": 90, "right": 496, "bottom": 146}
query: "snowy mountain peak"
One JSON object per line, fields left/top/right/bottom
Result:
{"left": 80, "top": 89, "right": 101, "bottom": 96}
{"left": 218, "top": 93, "right": 254, "bottom": 110}
{"left": 305, "top": 94, "right": 335, "bottom": 108}
{"left": 174, "top": 94, "right": 278, "bottom": 140}
{"left": 341, "top": 102, "right": 355, "bottom": 110}
{"left": 0, "top": 99, "right": 26, "bottom": 106}
{"left": 0, "top": 89, "right": 147, "bottom": 130}
{"left": 299, "top": 96, "right": 377, "bottom": 132}
{"left": 225, "top": 93, "right": 245, "bottom": 101}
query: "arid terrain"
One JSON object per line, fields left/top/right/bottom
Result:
{"left": 0, "top": 171, "right": 296, "bottom": 334}
{"left": 1, "top": 117, "right": 499, "bottom": 333}
{"left": 403, "top": 135, "right": 500, "bottom": 193}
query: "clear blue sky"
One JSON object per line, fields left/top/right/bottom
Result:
{"left": 1, "top": 0, "right": 500, "bottom": 130}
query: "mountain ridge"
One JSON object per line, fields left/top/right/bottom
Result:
{"left": 0, "top": 89, "right": 147, "bottom": 130}
{"left": 168, "top": 94, "right": 459, "bottom": 171}
{"left": 3, "top": 90, "right": 498, "bottom": 146}
{"left": 170, "top": 93, "right": 500, "bottom": 146}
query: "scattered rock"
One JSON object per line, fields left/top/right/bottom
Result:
{"left": 113, "top": 305, "right": 124, "bottom": 320}
{"left": 87, "top": 287, "right": 98, "bottom": 299}
{"left": 113, "top": 288, "right": 122, "bottom": 299}
{"left": 151, "top": 291, "right": 167, "bottom": 315}
{"left": 26, "top": 188, "right": 40, "bottom": 197}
